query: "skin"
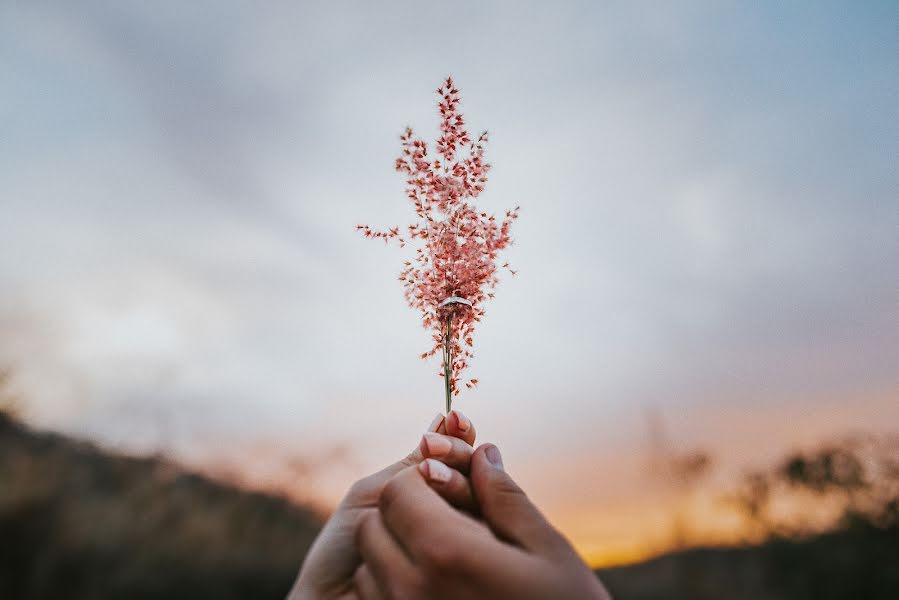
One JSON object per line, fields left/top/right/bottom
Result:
{"left": 353, "top": 444, "right": 612, "bottom": 599}
{"left": 288, "top": 410, "right": 477, "bottom": 600}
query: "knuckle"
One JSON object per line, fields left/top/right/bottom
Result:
{"left": 492, "top": 476, "right": 526, "bottom": 503}
{"left": 420, "top": 539, "right": 468, "bottom": 571}
{"left": 379, "top": 475, "right": 403, "bottom": 514}
{"left": 446, "top": 479, "right": 472, "bottom": 506}
{"left": 399, "top": 451, "right": 419, "bottom": 469}
{"left": 347, "top": 475, "right": 377, "bottom": 500}
{"left": 452, "top": 439, "right": 473, "bottom": 459}
{"left": 485, "top": 477, "right": 540, "bottom": 516}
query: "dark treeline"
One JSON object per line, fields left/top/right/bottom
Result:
{"left": 0, "top": 412, "right": 320, "bottom": 599}
{"left": 601, "top": 432, "right": 899, "bottom": 599}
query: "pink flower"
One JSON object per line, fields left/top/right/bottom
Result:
{"left": 358, "top": 77, "right": 519, "bottom": 405}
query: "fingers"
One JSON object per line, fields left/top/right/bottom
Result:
{"left": 427, "top": 412, "right": 448, "bottom": 434}
{"left": 445, "top": 409, "right": 476, "bottom": 446}
{"left": 411, "top": 411, "right": 474, "bottom": 470}
{"left": 469, "top": 444, "right": 569, "bottom": 555}
{"left": 379, "top": 466, "right": 483, "bottom": 562}
{"left": 383, "top": 410, "right": 466, "bottom": 475}
{"left": 420, "top": 432, "right": 475, "bottom": 473}
{"left": 354, "top": 510, "right": 415, "bottom": 593}
{"left": 418, "top": 459, "right": 477, "bottom": 513}
{"left": 341, "top": 412, "right": 474, "bottom": 509}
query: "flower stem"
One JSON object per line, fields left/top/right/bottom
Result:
{"left": 443, "top": 312, "right": 452, "bottom": 414}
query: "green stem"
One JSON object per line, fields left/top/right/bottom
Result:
{"left": 443, "top": 312, "right": 452, "bottom": 414}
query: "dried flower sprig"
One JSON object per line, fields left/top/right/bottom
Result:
{"left": 357, "top": 77, "right": 519, "bottom": 413}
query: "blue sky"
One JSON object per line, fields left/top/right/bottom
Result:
{"left": 1, "top": 1, "right": 896, "bottom": 560}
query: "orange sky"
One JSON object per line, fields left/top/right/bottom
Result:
{"left": 192, "top": 387, "right": 897, "bottom": 568}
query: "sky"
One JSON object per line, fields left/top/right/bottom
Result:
{"left": 1, "top": 1, "right": 897, "bottom": 565}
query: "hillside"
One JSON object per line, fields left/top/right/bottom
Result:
{"left": 0, "top": 412, "right": 321, "bottom": 599}
{"left": 3, "top": 411, "right": 897, "bottom": 599}
{"left": 598, "top": 527, "right": 899, "bottom": 599}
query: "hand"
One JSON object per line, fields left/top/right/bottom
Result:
{"left": 353, "top": 444, "right": 611, "bottom": 599}
{"left": 288, "top": 410, "right": 477, "bottom": 600}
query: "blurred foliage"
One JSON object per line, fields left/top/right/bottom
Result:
{"left": 602, "top": 434, "right": 899, "bottom": 599}
{"left": 0, "top": 412, "right": 321, "bottom": 600}
{"left": 644, "top": 409, "right": 715, "bottom": 550}
{"left": 783, "top": 446, "right": 866, "bottom": 492}
{"left": 599, "top": 526, "right": 899, "bottom": 600}
{"left": 0, "top": 369, "right": 21, "bottom": 418}
{"left": 730, "top": 434, "right": 899, "bottom": 537}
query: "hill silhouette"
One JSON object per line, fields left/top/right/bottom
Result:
{"left": 598, "top": 528, "right": 899, "bottom": 600}
{"left": 0, "top": 412, "right": 321, "bottom": 599}
{"left": 598, "top": 429, "right": 899, "bottom": 599}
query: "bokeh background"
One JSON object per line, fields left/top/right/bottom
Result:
{"left": 2, "top": 1, "right": 897, "bottom": 598}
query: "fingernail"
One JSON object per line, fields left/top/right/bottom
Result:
{"left": 485, "top": 445, "right": 504, "bottom": 470}
{"left": 422, "top": 432, "right": 452, "bottom": 457}
{"left": 427, "top": 413, "right": 444, "bottom": 432}
{"left": 423, "top": 458, "right": 452, "bottom": 483}
{"left": 451, "top": 409, "right": 471, "bottom": 433}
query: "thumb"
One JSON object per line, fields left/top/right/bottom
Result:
{"left": 470, "top": 444, "right": 567, "bottom": 554}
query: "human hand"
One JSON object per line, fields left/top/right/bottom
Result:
{"left": 353, "top": 444, "right": 611, "bottom": 599}
{"left": 287, "top": 410, "right": 477, "bottom": 600}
